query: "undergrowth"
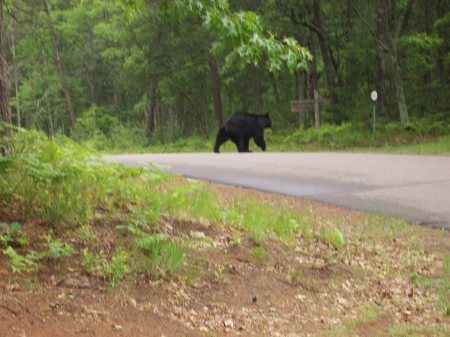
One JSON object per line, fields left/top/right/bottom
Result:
{"left": 77, "top": 117, "right": 450, "bottom": 154}
{"left": 0, "top": 129, "right": 346, "bottom": 287}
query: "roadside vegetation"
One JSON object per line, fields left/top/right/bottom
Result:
{"left": 0, "top": 130, "right": 336, "bottom": 281}
{"left": 76, "top": 117, "right": 450, "bottom": 155}
{"left": 0, "top": 130, "right": 448, "bottom": 336}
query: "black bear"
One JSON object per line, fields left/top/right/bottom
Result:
{"left": 214, "top": 112, "right": 272, "bottom": 153}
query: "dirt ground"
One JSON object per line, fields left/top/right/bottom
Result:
{"left": 1, "top": 183, "right": 449, "bottom": 337}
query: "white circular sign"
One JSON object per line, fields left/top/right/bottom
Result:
{"left": 371, "top": 90, "right": 378, "bottom": 102}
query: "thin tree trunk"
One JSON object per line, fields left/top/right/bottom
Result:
{"left": 113, "top": 79, "right": 119, "bottom": 121}
{"left": 47, "top": 100, "right": 54, "bottom": 138}
{"left": 386, "top": 0, "right": 414, "bottom": 126}
{"left": 375, "top": 0, "right": 386, "bottom": 118}
{"left": 155, "top": 91, "right": 164, "bottom": 144}
{"left": 145, "top": 82, "right": 156, "bottom": 139}
{"left": 308, "top": 30, "right": 319, "bottom": 128}
{"left": 181, "top": 98, "right": 188, "bottom": 136}
{"left": 296, "top": 69, "right": 307, "bottom": 101}
{"left": 312, "top": 0, "right": 339, "bottom": 122}
{"left": 268, "top": 72, "right": 281, "bottom": 106}
{"left": 42, "top": 0, "right": 76, "bottom": 130}
{"left": 208, "top": 54, "right": 223, "bottom": 129}
{"left": 314, "top": 89, "right": 320, "bottom": 128}
{"left": 42, "top": 45, "right": 53, "bottom": 137}
{"left": 0, "top": 0, "right": 12, "bottom": 155}
{"left": 390, "top": 37, "right": 409, "bottom": 126}
{"left": 168, "top": 104, "right": 175, "bottom": 140}
{"left": 252, "top": 67, "right": 262, "bottom": 114}
{"left": 9, "top": 9, "right": 20, "bottom": 128}
{"left": 88, "top": 31, "right": 97, "bottom": 105}
{"left": 295, "top": 69, "right": 307, "bottom": 126}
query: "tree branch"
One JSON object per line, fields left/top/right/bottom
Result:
{"left": 349, "top": 0, "right": 389, "bottom": 51}
{"left": 275, "top": 0, "right": 322, "bottom": 36}
{"left": 397, "top": 0, "right": 415, "bottom": 37}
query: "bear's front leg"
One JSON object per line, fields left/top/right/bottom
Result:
{"left": 237, "top": 137, "right": 249, "bottom": 152}
{"left": 254, "top": 135, "right": 266, "bottom": 151}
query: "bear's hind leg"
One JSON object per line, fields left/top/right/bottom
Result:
{"left": 237, "top": 137, "right": 250, "bottom": 152}
{"left": 214, "top": 128, "right": 229, "bottom": 153}
{"left": 244, "top": 137, "right": 251, "bottom": 152}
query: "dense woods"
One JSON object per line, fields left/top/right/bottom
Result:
{"left": 0, "top": 0, "right": 449, "bottom": 148}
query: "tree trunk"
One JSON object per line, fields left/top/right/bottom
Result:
{"left": 42, "top": 0, "right": 76, "bottom": 130}
{"left": 208, "top": 54, "right": 223, "bottom": 129}
{"left": 252, "top": 67, "right": 262, "bottom": 114}
{"left": 314, "top": 89, "right": 320, "bottom": 128}
{"left": 9, "top": 8, "right": 20, "bottom": 128}
{"left": 295, "top": 69, "right": 308, "bottom": 126}
{"left": 181, "top": 98, "right": 188, "bottom": 136}
{"left": 0, "top": 0, "right": 12, "bottom": 155}
{"left": 308, "top": 30, "right": 319, "bottom": 128}
{"left": 375, "top": 0, "right": 386, "bottom": 118}
{"left": 268, "top": 72, "right": 281, "bottom": 107}
{"left": 145, "top": 82, "right": 156, "bottom": 139}
{"left": 386, "top": 0, "right": 414, "bottom": 126}
{"left": 168, "top": 104, "right": 175, "bottom": 140}
{"left": 155, "top": 91, "right": 164, "bottom": 144}
{"left": 312, "top": 0, "right": 339, "bottom": 122}
{"left": 390, "top": 37, "right": 409, "bottom": 126}
{"left": 47, "top": 99, "right": 54, "bottom": 138}
{"left": 88, "top": 31, "right": 97, "bottom": 105}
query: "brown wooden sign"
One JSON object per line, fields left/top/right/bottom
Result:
{"left": 291, "top": 90, "right": 321, "bottom": 128}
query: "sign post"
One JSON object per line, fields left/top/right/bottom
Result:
{"left": 290, "top": 91, "right": 322, "bottom": 129}
{"left": 370, "top": 90, "right": 378, "bottom": 133}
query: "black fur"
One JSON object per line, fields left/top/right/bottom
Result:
{"left": 214, "top": 112, "right": 272, "bottom": 153}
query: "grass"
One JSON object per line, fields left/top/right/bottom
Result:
{"left": 319, "top": 305, "right": 380, "bottom": 336}
{"left": 133, "top": 232, "right": 187, "bottom": 278}
{"left": 101, "top": 247, "right": 129, "bottom": 288}
{"left": 318, "top": 305, "right": 450, "bottom": 337}
{"left": 1, "top": 129, "right": 336, "bottom": 287}
{"left": 369, "top": 135, "right": 450, "bottom": 155}
{"left": 385, "top": 324, "right": 450, "bottom": 337}
{"left": 250, "top": 245, "right": 267, "bottom": 260}
{"left": 105, "top": 132, "right": 450, "bottom": 156}
{"left": 74, "top": 117, "right": 450, "bottom": 155}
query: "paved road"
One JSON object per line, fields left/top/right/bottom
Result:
{"left": 103, "top": 153, "right": 450, "bottom": 229}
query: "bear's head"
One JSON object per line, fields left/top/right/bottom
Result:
{"left": 258, "top": 114, "right": 272, "bottom": 129}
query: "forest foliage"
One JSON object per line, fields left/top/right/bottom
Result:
{"left": 1, "top": 0, "right": 449, "bottom": 150}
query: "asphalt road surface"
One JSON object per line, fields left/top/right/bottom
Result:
{"left": 103, "top": 153, "right": 450, "bottom": 230}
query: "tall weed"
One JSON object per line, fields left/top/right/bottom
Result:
{"left": 132, "top": 232, "right": 186, "bottom": 279}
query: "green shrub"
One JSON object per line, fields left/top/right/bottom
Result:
{"left": 101, "top": 247, "right": 129, "bottom": 287}
{"left": 3, "top": 246, "right": 39, "bottom": 273}
{"left": 319, "top": 226, "right": 345, "bottom": 250}
{"left": 0, "top": 130, "right": 170, "bottom": 228}
{"left": 272, "top": 117, "right": 450, "bottom": 151}
{"left": 250, "top": 245, "right": 267, "bottom": 260}
{"left": 81, "top": 248, "right": 104, "bottom": 274}
{"left": 0, "top": 222, "right": 28, "bottom": 247}
{"left": 44, "top": 234, "right": 75, "bottom": 260}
